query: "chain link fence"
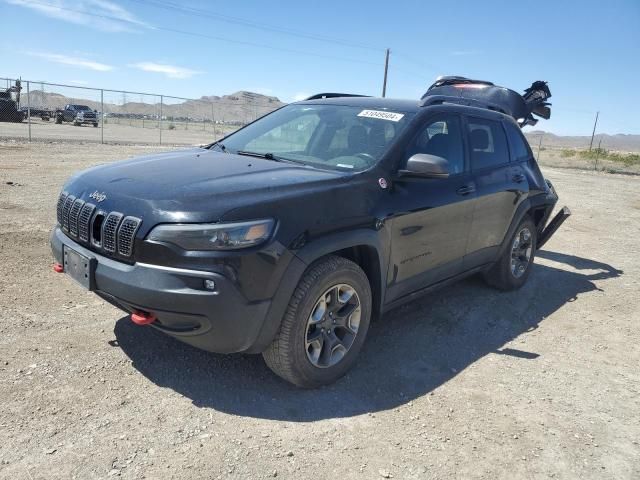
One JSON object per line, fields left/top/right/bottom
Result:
{"left": 0, "top": 77, "right": 283, "bottom": 145}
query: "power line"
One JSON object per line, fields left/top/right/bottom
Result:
{"left": 393, "top": 52, "right": 440, "bottom": 74}
{"left": 133, "top": 0, "right": 440, "bottom": 81}
{"left": 17, "top": 0, "right": 383, "bottom": 68}
{"left": 151, "top": 24, "right": 382, "bottom": 67}
{"left": 13, "top": 1, "right": 446, "bottom": 98}
{"left": 128, "top": 0, "right": 384, "bottom": 52}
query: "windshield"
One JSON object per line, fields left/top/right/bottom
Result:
{"left": 214, "top": 104, "right": 415, "bottom": 171}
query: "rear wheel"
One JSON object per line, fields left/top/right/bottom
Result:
{"left": 55, "top": 114, "right": 62, "bottom": 124}
{"left": 483, "top": 217, "right": 536, "bottom": 290}
{"left": 263, "top": 255, "right": 372, "bottom": 387}
{"left": 93, "top": 122, "right": 98, "bottom": 127}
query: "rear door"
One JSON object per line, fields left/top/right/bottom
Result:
{"left": 504, "top": 119, "right": 536, "bottom": 192}
{"left": 463, "top": 115, "right": 525, "bottom": 267}
{"left": 386, "top": 112, "right": 475, "bottom": 303}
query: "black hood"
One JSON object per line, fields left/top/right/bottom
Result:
{"left": 63, "top": 148, "right": 345, "bottom": 234}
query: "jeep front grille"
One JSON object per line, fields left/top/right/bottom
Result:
{"left": 56, "top": 191, "right": 141, "bottom": 259}
{"left": 62, "top": 195, "right": 75, "bottom": 231}
{"left": 117, "top": 217, "right": 141, "bottom": 257}
{"left": 78, "top": 203, "right": 96, "bottom": 242}
{"left": 68, "top": 198, "right": 85, "bottom": 237}
{"left": 102, "top": 212, "right": 124, "bottom": 253}
{"left": 56, "top": 192, "right": 68, "bottom": 225}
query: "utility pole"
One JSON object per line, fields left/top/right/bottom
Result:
{"left": 537, "top": 133, "right": 543, "bottom": 161}
{"left": 100, "top": 89, "right": 104, "bottom": 144}
{"left": 594, "top": 139, "right": 603, "bottom": 170}
{"left": 589, "top": 111, "right": 599, "bottom": 151}
{"left": 382, "top": 48, "right": 390, "bottom": 98}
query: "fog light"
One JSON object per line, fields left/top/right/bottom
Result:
{"left": 204, "top": 279, "right": 216, "bottom": 291}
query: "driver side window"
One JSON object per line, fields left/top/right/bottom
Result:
{"left": 406, "top": 114, "right": 465, "bottom": 174}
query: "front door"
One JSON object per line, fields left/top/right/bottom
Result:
{"left": 386, "top": 113, "right": 475, "bottom": 304}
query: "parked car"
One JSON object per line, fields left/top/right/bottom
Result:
{"left": 51, "top": 77, "right": 569, "bottom": 387}
{"left": 54, "top": 104, "right": 98, "bottom": 127}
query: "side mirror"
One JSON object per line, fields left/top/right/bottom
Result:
{"left": 398, "top": 153, "right": 449, "bottom": 178}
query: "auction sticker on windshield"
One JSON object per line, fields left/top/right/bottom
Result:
{"left": 357, "top": 110, "right": 404, "bottom": 122}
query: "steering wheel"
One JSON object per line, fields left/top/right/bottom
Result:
{"left": 355, "top": 153, "right": 375, "bottom": 163}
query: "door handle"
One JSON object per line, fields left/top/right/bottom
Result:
{"left": 456, "top": 185, "right": 476, "bottom": 196}
{"left": 512, "top": 174, "right": 525, "bottom": 183}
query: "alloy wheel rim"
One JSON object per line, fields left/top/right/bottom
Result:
{"left": 511, "top": 227, "right": 533, "bottom": 278}
{"left": 305, "top": 284, "right": 361, "bottom": 368}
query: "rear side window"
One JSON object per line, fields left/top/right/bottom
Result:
{"left": 504, "top": 121, "right": 531, "bottom": 162}
{"left": 466, "top": 117, "right": 509, "bottom": 170}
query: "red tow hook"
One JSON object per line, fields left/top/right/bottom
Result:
{"left": 131, "top": 310, "right": 157, "bottom": 326}
{"left": 53, "top": 263, "right": 64, "bottom": 273}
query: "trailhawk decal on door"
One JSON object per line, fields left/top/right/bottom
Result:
{"left": 357, "top": 110, "right": 404, "bottom": 122}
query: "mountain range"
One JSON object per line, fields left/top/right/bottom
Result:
{"left": 21, "top": 89, "right": 284, "bottom": 123}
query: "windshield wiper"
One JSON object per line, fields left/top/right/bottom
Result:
{"left": 236, "top": 150, "right": 311, "bottom": 167}
{"left": 236, "top": 150, "right": 278, "bottom": 160}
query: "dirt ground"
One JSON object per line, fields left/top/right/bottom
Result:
{"left": 1, "top": 140, "right": 639, "bottom": 480}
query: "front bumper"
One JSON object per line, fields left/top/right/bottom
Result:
{"left": 50, "top": 227, "right": 272, "bottom": 353}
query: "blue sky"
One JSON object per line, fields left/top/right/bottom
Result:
{"left": 1, "top": 0, "right": 639, "bottom": 135}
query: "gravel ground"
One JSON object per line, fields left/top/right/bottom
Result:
{"left": 1, "top": 140, "right": 639, "bottom": 480}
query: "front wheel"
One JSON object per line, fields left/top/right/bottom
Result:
{"left": 484, "top": 216, "right": 537, "bottom": 291}
{"left": 263, "top": 255, "right": 372, "bottom": 388}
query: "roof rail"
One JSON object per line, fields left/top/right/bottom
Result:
{"left": 420, "top": 95, "right": 508, "bottom": 115}
{"left": 304, "top": 93, "right": 370, "bottom": 100}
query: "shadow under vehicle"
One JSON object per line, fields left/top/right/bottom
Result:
{"left": 110, "top": 251, "right": 621, "bottom": 420}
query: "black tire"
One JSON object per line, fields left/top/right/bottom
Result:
{"left": 55, "top": 115, "right": 62, "bottom": 124}
{"left": 93, "top": 123, "right": 98, "bottom": 128}
{"left": 484, "top": 216, "right": 537, "bottom": 291}
{"left": 263, "top": 255, "right": 372, "bottom": 388}
{"left": 73, "top": 121, "right": 81, "bottom": 126}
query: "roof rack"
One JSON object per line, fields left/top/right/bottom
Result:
{"left": 420, "top": 76, "right": 551, "bottom": 127}
{"left": 304, "top": 93, "right": 370, "bottom": 100}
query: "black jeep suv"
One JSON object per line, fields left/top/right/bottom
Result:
{"left": 51, "top": 77, "right": 569, "bottom": 387}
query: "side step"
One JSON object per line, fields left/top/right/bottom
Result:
{"left": 537, "top": 206, "right": 571, "bottom": 249}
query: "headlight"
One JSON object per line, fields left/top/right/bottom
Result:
{"left": 147, "top": 219, "right": 275, "bottom": 251}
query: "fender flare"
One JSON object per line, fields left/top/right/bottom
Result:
{"left": 295, "top": 228, "right": 387, "bottom": 319}
{"left": 246, "top": 228, "right": 388, "bottom": 353}
{"left": 497, "top": 193, "right": 555, "bottom": 258}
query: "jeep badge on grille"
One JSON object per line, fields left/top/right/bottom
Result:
{"left": 89, "top": 191, "right": 107, "bottom": 202}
